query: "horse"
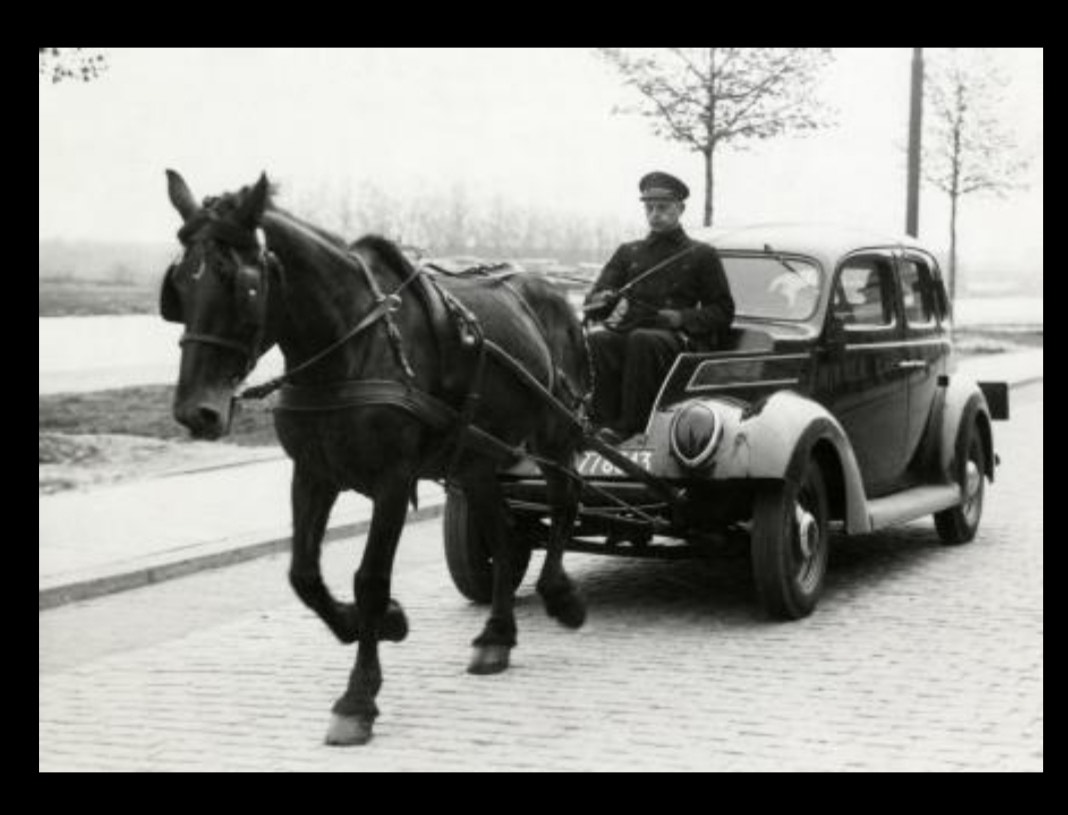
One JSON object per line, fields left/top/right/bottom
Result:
{"left": 160, "top": 170, "right": 592, "bottom": 746}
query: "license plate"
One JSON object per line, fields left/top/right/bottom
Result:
{"left": 576, "top": 450, "right": 653, "bottom": 477}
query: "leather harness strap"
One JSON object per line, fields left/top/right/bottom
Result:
{"left": 240, "top": 249, "right": 420, "bottom": 400}
{"left": 276, "top": 378, "right": 526, "bottom": 465}
{"left": 276, "top": 379, "right": 455, "bottom": 427}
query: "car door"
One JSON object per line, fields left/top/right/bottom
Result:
{"left": 818, "top": 251, "right": 911, "bottom": 497}
{"left": 897, "top": 250, "right": 951, "bottom": 469}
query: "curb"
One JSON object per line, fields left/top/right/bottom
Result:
{"left": 38, "top": 501, "right": 445, "bottom": 611}
{"left": 152, "top": 451, "right": 287, "bottom": 478}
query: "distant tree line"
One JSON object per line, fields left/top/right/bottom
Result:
{"left": 292, "top": 181, "right": 634, "bottom": 266}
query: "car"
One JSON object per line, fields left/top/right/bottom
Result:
{"left": 443, "top": 223, "right": 1010, "bottom": 620}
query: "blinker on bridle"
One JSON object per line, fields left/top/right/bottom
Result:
{"left": 177, "top": 228, "right": 272, "bottom": 379}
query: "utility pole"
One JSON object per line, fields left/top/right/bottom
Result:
{"left": 905, "top": 47, "right": 924, "bottom": 237}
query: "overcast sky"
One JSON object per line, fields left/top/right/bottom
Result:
{"left": 39, "top": 47, "right": 1042, "bottom": 274}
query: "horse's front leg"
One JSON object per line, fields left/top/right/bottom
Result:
{"left": 287, "top": 465, "right": 356, "bottom": 643}
{"left": 464, "top": 470, "right": 521, "bottom": 675}
{"left": 326, "top": 472, "right": 412, "bottom": 747}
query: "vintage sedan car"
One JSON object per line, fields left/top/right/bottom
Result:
{"left": 443, "top": 223, "right": 1009, "bottom": 620}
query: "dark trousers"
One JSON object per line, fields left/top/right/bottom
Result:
{"left": 588, "top": 327, "right": 686, "bottom": 434}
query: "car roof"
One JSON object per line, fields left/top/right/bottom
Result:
{"left": 690, "top": 222, "right": 933, "bottom": 269}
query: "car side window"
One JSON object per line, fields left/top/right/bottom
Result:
{"left": 834, "top": 258, "right": 894, "bottom": 327}
{"left": 899, "top": 258, "right": 936, "bottom": 326}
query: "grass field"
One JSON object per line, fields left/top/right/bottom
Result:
{"left": 38, "top": 384, "right": 280, "bottom": 454}
{"left": 39, "top": 279, "right": 158, "bottom": 317}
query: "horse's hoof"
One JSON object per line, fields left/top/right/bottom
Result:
{"left": 325, "top": 714, "right": 374, "bottom": 746}
{"left": 541, "top": 588, "right": 587, "bottom": 629}
{"left": 380, "top": 600, "right": 409, "bottom": 643}
{"left": 467, "top": 644, "right": 511, "bottom": 675}
{"left": 552, "top": 597, "right": 587, "bottom": 629}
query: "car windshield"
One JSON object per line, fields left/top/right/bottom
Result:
{"left": 720, "top": 254, "right": 822, "bottom": 321}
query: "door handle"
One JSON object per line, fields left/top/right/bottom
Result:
{"left": 896, "top": 359, "right": 930, "bottom": 371}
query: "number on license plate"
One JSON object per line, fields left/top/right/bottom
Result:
{"left": 577, "top": 450, "right": 652, "bottom": 477}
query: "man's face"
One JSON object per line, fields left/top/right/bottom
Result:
{"left": 644, "top": 199, "right": 684, "bottom": 232}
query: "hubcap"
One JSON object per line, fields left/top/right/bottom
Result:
{"left": 793, "top": 499, "right": 823, "bottom": 593}
{"left": 963, "top": 459, "right": 983, "bottom": 526}
{"left": 796, "top": 505, "right": 818, "bottom": 560}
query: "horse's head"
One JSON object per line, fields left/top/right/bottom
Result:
{"left": 161, "top": 169, "right": 277, "bottom": 439}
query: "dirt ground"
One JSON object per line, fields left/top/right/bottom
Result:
{"left": 39, "top": 433, "right": 280, "bottom": 494}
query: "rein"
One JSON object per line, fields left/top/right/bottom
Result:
{"left": 239, "top": 249, "right": 421, "bottom": 400}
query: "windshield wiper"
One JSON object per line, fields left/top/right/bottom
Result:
{"left": 763, "top": 243, "right": 801, "bottom": 274}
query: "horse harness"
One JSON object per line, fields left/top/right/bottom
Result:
{"left": 222, "top": 242, "right": 590, "bottom": 470}
{"left": 164, "top": 223, "right": 679, "bottom": 512}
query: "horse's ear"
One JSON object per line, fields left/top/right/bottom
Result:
{"left": 166, "top": 169, "right": 199, "bottom": 222}
{"left": 236, "top": 172, "right": 270, "bottom": 230}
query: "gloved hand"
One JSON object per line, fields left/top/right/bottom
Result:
{"left": 583, "top": 288, "right": 621, "bottom": 322}
{"left": 654, "top": 309, "right": 683, "bottom": 330}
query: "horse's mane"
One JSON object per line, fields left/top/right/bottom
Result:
{"left": 270, "top": 207, "right": 349, "bottom": 251}
{"left": 184, "top": 180, "right": 349, "bottom": 262}
{"left": 260, "top": 206, "right": 362, "bottom": 271}
{"left": 195, "top": 184, "right": 413, "bottom": 282}
{"left": 350, "top": 234, "right": 415, "bottom": 279}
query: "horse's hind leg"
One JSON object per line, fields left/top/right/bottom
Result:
{"left": 535, "top": 455, "right": 587, "bottom": 629}
{"left": 464, "top": 468, "right": 521, "bottom": 675}
{"left": 326, "top": 471, "right": 412, "bottom": 746}
{"left": 288, "top": 465, "right": 355, "bottom": 643}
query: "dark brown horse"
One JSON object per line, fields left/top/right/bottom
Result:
{"left": 161, "top": 170, "right": 591, "bottom": 745}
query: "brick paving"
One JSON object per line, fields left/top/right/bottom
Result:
{"left": 39, "top": 384, "right": 1042, "bottom": 771}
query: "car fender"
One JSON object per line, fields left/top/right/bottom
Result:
{"left": 743, "top": 391, "right": 871, "bottom": 532}
{"left": 655, "top": 391, "right": 871, "bottom": 533}
{"left": 937, "top": 372, "right": 995, "bottom": 483}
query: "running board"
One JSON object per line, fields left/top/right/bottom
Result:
{"left": 866, "top": 484, "right": 960, "bottom": 531}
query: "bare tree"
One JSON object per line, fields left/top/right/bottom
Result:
{"left": 598, "top": 47, "right": 834, "bottom": 226}
{"left": 442, "top": 184, "right": 475, "bottom": 255}
{"left": 481, "top": 194, "right": 521, "bottom": 257}
{"left": 39, "top": 48, "right": 108, "bottom": 83}
{"left": 923, "top": 48, "right": 1031, "bottom": 304}
{"left": 353, "top": 180, "right": 402, "bottom": 240}
{"left": 321, "top": 182, "right": 635, "bottom": 265}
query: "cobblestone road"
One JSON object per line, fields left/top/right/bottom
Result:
{"left": 39, "top": 385, "right": 1043, "bottom": 772}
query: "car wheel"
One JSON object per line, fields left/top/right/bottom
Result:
{"left": 443, "top": 487, "right": 531, "bottom": 603}
{"left": 934, "top": 420, "right": 986, "bottom": 545}
{"left": 751, "top": 458, "right": 830, "bottom": 620}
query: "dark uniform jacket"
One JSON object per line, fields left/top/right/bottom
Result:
{"left": 587, "top": 226, "right": 735, "bottom": 348}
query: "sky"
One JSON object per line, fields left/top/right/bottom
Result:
{"left": 39, "top": 47, "right": 1043, "bottom": 277}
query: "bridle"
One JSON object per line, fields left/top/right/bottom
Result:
{"left": 176, "top": 232, "right": 274, "bottom": 382}
{"left": 163, "top": 221, "right": 425, "bottom": 400}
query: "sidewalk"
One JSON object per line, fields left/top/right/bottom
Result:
{"left": 38, "top": 457, "right": 447, "bottom": 610}
{"left": 38, "top": 349, "right": 1042, "bottom": 610}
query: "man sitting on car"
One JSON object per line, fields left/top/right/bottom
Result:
{"left": 584, "top": 171, "right": 735, "bottom": 444}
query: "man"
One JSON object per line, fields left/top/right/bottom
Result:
{"left": 584, "top": 171, "right": 735, "bottom": 444}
